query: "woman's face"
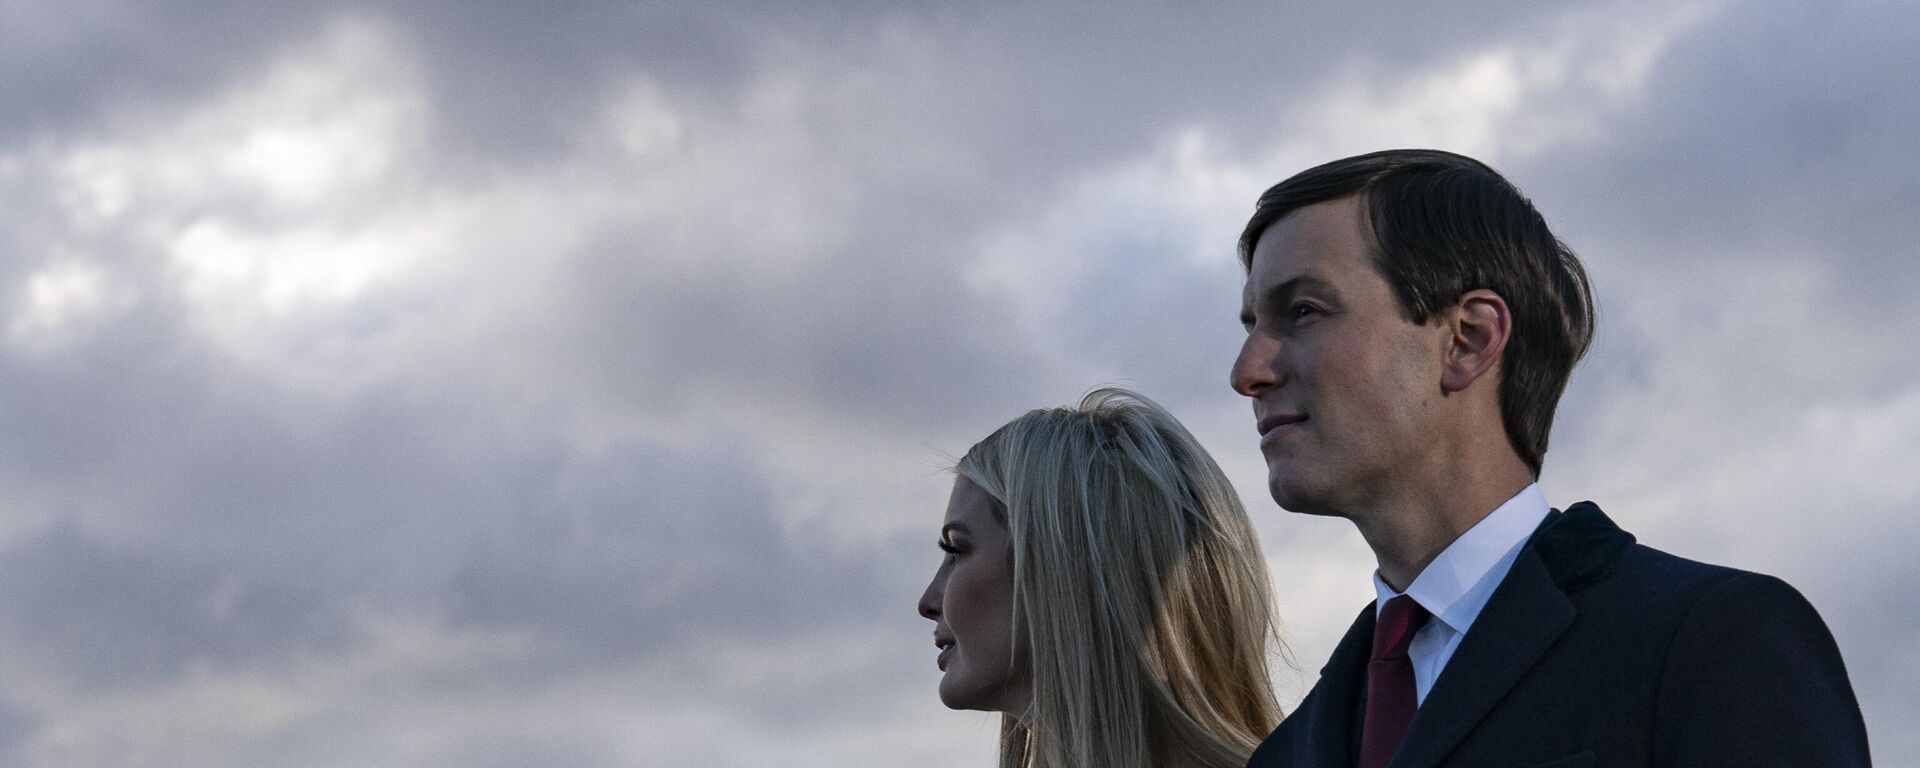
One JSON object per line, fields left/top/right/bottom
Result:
{"left": 917, "top": 476, "right": 1030, "bottom": 714}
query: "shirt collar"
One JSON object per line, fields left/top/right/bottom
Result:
{"left": 1372, "top": 483, "right": 1551, "bottom": 634}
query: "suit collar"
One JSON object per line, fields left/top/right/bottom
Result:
{"left": 1373, "top": 483, "right": 1551, "bottom": 636}
{"left": 1530, "top": 501, "right": 1636, "bottom": 591}
{"left": 1384, "top": 501, "right": 1634, "bottom": 768}
{"left": 1285, "top": 503, "right": 1636, "bottom": 768}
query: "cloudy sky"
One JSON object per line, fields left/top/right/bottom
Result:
{"left": 2, "top": 0, "right": 1916, "bottom": 765}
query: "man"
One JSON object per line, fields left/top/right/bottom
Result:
{"left": 1231, "top": 149, "right": 1869, "bottom": 767}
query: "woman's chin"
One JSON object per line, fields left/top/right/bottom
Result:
{"left": 939, "top": 675, "right": 1032, "bottom": 716}
{"left": 936, "top": 678, "right": 976, "bottom": 711}
{"left": 938, "top": 675, "right": 996, "bottom": 713}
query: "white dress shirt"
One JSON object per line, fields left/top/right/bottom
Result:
{"left": 1371, "top": 483, "right": 1551, "bottom": 705}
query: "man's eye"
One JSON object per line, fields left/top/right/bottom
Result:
{"left": 1290, "top": 303, "right": 1322, "bottom": 320}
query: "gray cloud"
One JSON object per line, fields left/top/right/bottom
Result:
{"left": 0, "top": 0, "right": 1914, "bottom": 765}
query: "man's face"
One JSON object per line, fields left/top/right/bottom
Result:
{"left": 1231, "top": 196, "right": 1449, "bottom": 517}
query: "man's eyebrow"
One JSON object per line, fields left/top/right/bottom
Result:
{"left": 1242, "top": 274, "right": 1340, "bottom": 326}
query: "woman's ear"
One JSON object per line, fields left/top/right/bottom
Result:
{"left": 1441, "top": 289, "right": 1512, "bottom": 394}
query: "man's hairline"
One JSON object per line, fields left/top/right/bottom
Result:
{"left": 1241, "top": 192, "right": 1440, "bottom": 330}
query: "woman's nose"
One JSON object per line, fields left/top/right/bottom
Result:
{"left": 917, "top": 567, "right": 945, "bottom": 620}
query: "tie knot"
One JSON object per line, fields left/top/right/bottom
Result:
{"left": 1373, "top": 595, "right": 1430, "bottom": 660}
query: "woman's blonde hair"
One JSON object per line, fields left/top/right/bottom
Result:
{"left": 956, "top": 388, "right": 1283, "bottom": 768}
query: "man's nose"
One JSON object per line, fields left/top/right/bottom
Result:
{"left": 1231, "top": 331, "right": 1282, "bottom": 397}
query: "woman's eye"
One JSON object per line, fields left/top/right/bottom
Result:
{"left": 938, "top": 540, "right": 961, "bottom": 555}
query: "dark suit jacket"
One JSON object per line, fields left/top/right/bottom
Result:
{"left": 1248, "top": 503, "right": 1870, "bottom": 768}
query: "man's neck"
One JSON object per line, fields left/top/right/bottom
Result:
{"left": 1353, "top": 465, "right": 1536, "bottom": 592}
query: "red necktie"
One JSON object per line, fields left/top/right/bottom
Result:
{"left": 1359, "top": 595, "right": 1430, "bottom": 768}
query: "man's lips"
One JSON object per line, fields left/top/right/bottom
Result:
{"left": 1258, "top": 413, "right": 1308, "bottom": 442}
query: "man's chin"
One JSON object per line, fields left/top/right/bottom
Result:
{"left": 1267, "top": 476, "right": 1341, "bottom": 517}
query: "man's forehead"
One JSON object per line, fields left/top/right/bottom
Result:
{"left": 1243, "top": 242, "right": 1349, "bottom": 300}
{"left": 1251, "top": 198, "right": 1367, "bottom": 266}
{"left": 1241, "top": 213, "right": 1388, "bottom": 332}
{"left": 1246, "top": 244, "right": 1330, "bottom": 287}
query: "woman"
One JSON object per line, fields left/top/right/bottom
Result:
{"left": 917, "top": 388, "right": 1283, "bottom": 768}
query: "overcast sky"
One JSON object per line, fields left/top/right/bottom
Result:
{"left": 2, "top": 1, "right": 1916, "bottom": 765}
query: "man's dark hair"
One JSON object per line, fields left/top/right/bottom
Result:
{"left": 1240, "top": 149, "right": 1596, "bottom": 477}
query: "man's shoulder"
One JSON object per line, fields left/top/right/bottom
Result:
{"left": 1574, "top": 537, "right": 1818, "bottom": 629}
{"left": 1538, "top": 502, "right": 1794, "bottom": 605}
{"left": 1607, "top": 539, "right": 1750, "bottom": 590}
{"left": 1610, "top": 542, "right": 1867, "bottom": 764}
{"left": 1524, "top": 505, "right": 1843, "bottom": 676}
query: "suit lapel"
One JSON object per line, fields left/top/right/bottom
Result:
{"left": 1295, "top": 603, "right": 1377, "bottom": 768}
{"left": 1386, "top": 536, "right": 1576, "bottom": 768}
{"left": 1380, "top": 503, "right": 1633, "bottom": 768}
{"left": 1282, "top": 503, "right": 1632, "bottom": 768}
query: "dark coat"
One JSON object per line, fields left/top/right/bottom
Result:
{"left": 1247, "top": 503, "right": 1871, "bottom": 768}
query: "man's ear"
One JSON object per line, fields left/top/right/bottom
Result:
{"left": 1441, "top": 288, "right": 1512, "bottom": 394}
